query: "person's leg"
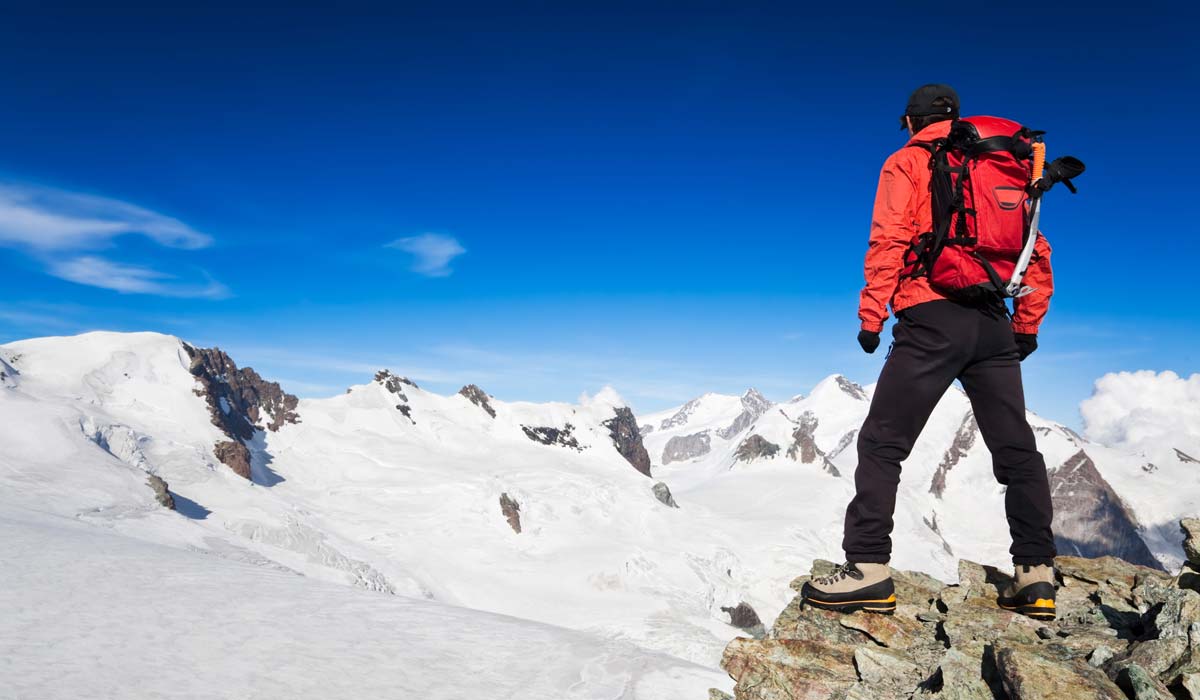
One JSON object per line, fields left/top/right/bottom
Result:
{"left": 842, "top": 301, "right": 971, "bottom": 564}
{"left": 958, "top": 341, "right": 1056, "bottom": 567}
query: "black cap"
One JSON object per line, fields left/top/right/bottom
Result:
{"left": 905, "top": 83, "right": 959, "bottom": 117}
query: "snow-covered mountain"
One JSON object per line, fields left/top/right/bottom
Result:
{"left": 1, "top": 331, "right": 1195, "bottom": 697}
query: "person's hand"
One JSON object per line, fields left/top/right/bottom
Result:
{"left": 1015, "top": 333, "right": 1038, "bottom": 361}
{"left": 857, "top": 330, "right": 881, "bottom": 354}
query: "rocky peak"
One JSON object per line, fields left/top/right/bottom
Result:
{"left": 1051, "top": 450, "right": 1162, "bottom": 570}
{"left": 604, "top": 407, "right": 652, "bottom": 477}
{"left": 660, "top": 397, "right": 702, "bottom": 431}
{"left": 717, "top": 389, "right": 774, "bottom": 440}
{"left": 374, "top": 369, "right": 417, "bottom": 396}
{"left": 521, "top": 424, "right": 582, "bottom": 451}
{"left": 458, "top": 384, "right": 496, "bottom": 418}
{"left": 718, "top": 524, "right": 1200, "bottom": 700}
{"left": 1176, "top": 448, "right": 1199, "bottom": 465}
{"left": 835, "top": 375, "right": 868, "bottom": 401}
{"left": 184, "top": 343, "right": 299, "bottom": 480}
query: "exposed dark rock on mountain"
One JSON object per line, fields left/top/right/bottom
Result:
{"left": 1177, "top": 449, "right": 1199, "bottom": 465}
{"left": 722, "top": 602, "right": 765, "bottom": 637}
{"left": 652, "top": 481, "right": 679, "bottom": 508}
{"left": 184, "top": 344, "right": 299, "bottom": 480}
{"left": 835, "top": 376, "right": 868, "bottom": 401}
{"left": 930, "top": 413, "right": 978, "bottom": 498}
{"left": 499, "top": 492, "right": 521, "bottom": 533}
{"left": 663, "top": 431, "right": 711, "bottom": 465}
{"left": 639, "top": 424, "right": 654, "bottom": 436}
{"left": 604, "top": 407, "right": 652, "bottom": 477}
{"left": 735, "top": 434, "right": 780, "bottom": 462}
{"left": 374, "top": 370, "right": 418, "bottom": 393}
{"left": 458, "top": 384, "right": 496, "bottom": 418}
{"left": 717, "top": 389, "right": 773, "bottom": 440}
{"left": 146, "top": 475, "right": 175, "bottom": 510}
{"left": 660, "top": 397, "right": 701, "bottom": 431}
{"left": 1051, "top": 450, "right": 1161, "bottom": 570}
{"left": 521, "top": 424, "right": 583, "bottom": 451}
{"left": 719, "top": 526, "right": 1199, "bottom": 700}
{"left": 827, "top": 429, "right": 857, "bottom": 460}
{"left": 185, "top": 344, "right": 299, "bottom": 438}
{"left": 785, "top": 411, "right": 840, "bottom": 476}
{"left": 213, "top": 440, "right": 253, "bottom": 480}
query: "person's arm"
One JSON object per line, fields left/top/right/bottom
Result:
{"left": 858, "top": 153, "right": 918, "bottom": 333}
{"left": 1012, "top": 232, "right": 1053, "bottom": 334}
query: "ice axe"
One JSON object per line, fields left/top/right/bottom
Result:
{"left": 1005, "top": 146, "right": 1085, "bottom": 297}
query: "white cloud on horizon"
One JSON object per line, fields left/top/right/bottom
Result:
{"left": 0, "top": 181, "right": 226, "bottom": 298}
{"left": 385, "top": 233, "right": 466, "bottom": 277}
{"left": 1080, "top": 370, "right": 1200, "bottom": 452}
{"left": 47, "top": 256, "right": 230, "bottom": 299}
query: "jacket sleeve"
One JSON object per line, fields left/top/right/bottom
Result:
{"left": 859, "top": 153, "right": 918, "bottom": 332}
{"left": 1011, "top": 232, "right": 1053, "bottom": 334}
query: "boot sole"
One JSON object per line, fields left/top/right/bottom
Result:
{"left": 998, "top": 599, "right": 1056, "bottom": 620}
{"left": 804, "top": 594, "right": 897, "bottom": 615}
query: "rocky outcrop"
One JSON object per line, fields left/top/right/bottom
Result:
{"left": 639, "top": 424, "right": 654, "bottom": 436}
{"left": 785, "top": 411, "right": 840, "bottom": 476}
{"left": 827, "top": 429, "right": 857, "bottom": 460}
{"left": 835, "top": 376, "right": 868, "bottom": 401}
{"left": 604, "top": 407, "right": 652, "bottom": 477}
{"left": 1177, "top": 449, "right": 1199, "bottom": 465}
{"left": 213, "top": 440, "right": 253, "bottom": 480}
{"left": 499, "top": 493, "right": 521, "bottom": 533}
{"left": 660, "top": 397, "right": 701, "bottom": 431}
{"left": 652, "top": 481, "right": 679, "bottom": 508}
{"left": 663, "top": 431, "right": 712, "bottom": 465}
{"left": 376, "top": 370, "right": 416, "bottom": 423}
{"left": 458, "top": 384, "right": 496, "bottom": 418}
{"left": 719, "top": 523, "right": 1200, "bottom": 700}
{"left": 184, "top": 344, "right": 299, "bottom": 480}
{"left": 146, "top": 475, "right": 175, "bottom": 510}
{"left": 735, "top": 434, "right": 780, "bottom": 462}
{"left": 722, "top": 602, "right": 765, "bottom": 637}
{"left": 930, "top": 413, "right": 977, "bottom": 498}
{"left": 1183, "top": 519, "right": 1200, "bottom": 567}
{"left": 521, "top": 424, "right": 582, "bottom": 451}
{"left": 1051, "top": 450, "right": 1162, "bottom": 570}
{"left": 717, "top": 389, "right": 773, "bottom": 439}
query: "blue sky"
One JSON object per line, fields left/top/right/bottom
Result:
{"left": 1, "top": 2, "right": 1196, "bottom": 427}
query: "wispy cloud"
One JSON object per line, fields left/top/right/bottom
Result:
{"left": 385, "top": 233, "right": 466, "bottom": 277}
{"left": 47, "top": 256, "right": 229, "bottom": 299}
{"left": 0, "top": 181, "right": 226, "bottom": 298}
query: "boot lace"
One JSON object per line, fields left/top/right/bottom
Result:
{"left": 814, "top": 562, "right": 863, "bottom": 586}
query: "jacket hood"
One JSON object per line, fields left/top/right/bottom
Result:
{"left": 907, "top": 119, "right": 953, "bottom": 145}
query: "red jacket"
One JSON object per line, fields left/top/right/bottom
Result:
{"left": 858, "top": 120, "right": 1053, "bottom": 335}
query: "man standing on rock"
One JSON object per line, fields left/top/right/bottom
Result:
{"left": 801, "top": 84, "right": 1058, "bottom": 619}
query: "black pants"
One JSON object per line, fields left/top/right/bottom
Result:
{"left": 842, "top": 299, "right": 1056, "bottom": 567}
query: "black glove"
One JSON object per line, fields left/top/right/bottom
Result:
{"left": 857, "top": 330, "right": 881, "bottom": 354}
{"left": 1015, "top": 333, "right": 1038, "bottom": 361}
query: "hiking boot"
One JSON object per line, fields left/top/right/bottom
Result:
{"left": 997, "top": 564, "right": 1056, "bottom": 620}
{"left": 800, "top": 562, "right": 896, "bottom": 615}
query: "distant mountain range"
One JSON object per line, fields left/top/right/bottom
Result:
{"left": 0, "top": 331, "right": 1195, "bottom": 677}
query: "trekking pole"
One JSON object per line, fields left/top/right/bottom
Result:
{"left": 1005, "top": 141, "right": 1046, "bottom": 297}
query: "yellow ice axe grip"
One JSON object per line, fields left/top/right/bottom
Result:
{"left": 1031, "top": 142, "right": 1046, "bottom": 183}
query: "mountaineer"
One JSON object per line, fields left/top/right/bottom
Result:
{"left": 801, "top": 84, "right": 1083, "bottom": 619}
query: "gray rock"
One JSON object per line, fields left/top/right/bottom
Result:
{"left": 659, "top": 397, "right": 700, "bottom": 431}
{"left": 931, "top": 413, "right": 977, "bottom": 498}
{"left": 1088, "top": 645, "right": 1115, "bottom": 667}
{"left": 706, "top": 690, "right": 733, "bottom": 700}
{"left": 716, "top": 389, "right": 772, "bottom": 439}
{"left": 1116, "top": 663, "right": 1174, "bottom": 700}
{"left": 1050, "top": 450, "right": 1163, "bottom": 570}
{"left": 651, "top": 481, "right": 678, "bottom": 508}
{"left": 603, "top": 407, "right": 652, "bottom": 477}
{"left": 734, "top": 434, "right": 780, "bottom": 462}
{"left": 1183, "top": 519, "right": 1200, "bottom": 566}
{"left": 146, "top": 475, "right": 175, "bottom": 510}
{"left": 499, "top": 493, "right": 521, "bottom": 534}
{"left": 457, "top": 384, "right": 495, "bottom": 418}
{"left": 722, "top": 601, "right": 764, "bottom": 634}
{"left": 521, "top": 424, "right": 582, "bottom": 451}
{"left": 785, "top": 411, "right": 840, "bottom": 476}
{"left": 835, "top": 376, "right": 868, "bottom": 400}
{"left": 661, "top": 431, "right": 710, "bottom": 465}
